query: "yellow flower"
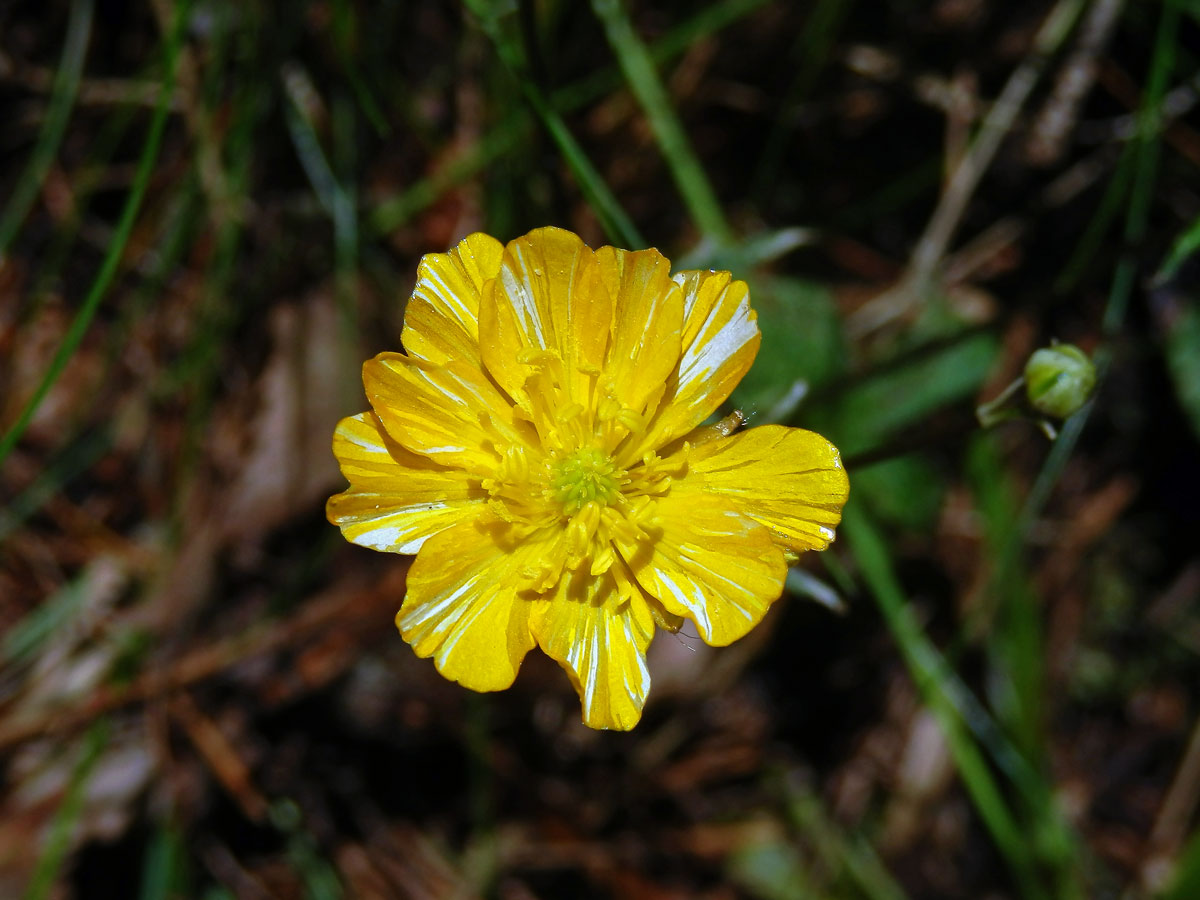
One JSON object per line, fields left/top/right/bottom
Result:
{"left": 327, "top": 227, "right": 849, "bottom": 730}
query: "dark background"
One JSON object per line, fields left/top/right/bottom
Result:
{"left": 2, "top": 1, "right": 1200, "bottom": 897}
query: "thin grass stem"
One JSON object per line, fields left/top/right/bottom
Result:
{"left": 371, "top": 0, "right": 768, "bottom": 237}
{"left": 465, "top": 0, "right": 643, "bottom": 247}
{"left": 1018, "top": 0, "right": 1178, "bottom": 541}
{"left": 589, "top": 0, "right": 734, "bottom": 245}
{"left": 23, "top": 720, "right": 110, "bottom": 900}
{"left": 843, "top": 504, "right": 1050, "bottom": 899}
{"left": 0, "top": 0, "right": 188, "bottom": 466}
{"left": 0, "top": 0, "right": 93, "bottom": 258}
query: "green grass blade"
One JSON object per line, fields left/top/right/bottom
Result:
{"left": 371, "top": 0, "right": 768, "bottom": 237}
{"left": 968, "top": 437, "right": 1083, "bottom": 897}
{"left": 751, "top": 0, "right": 855, "bottom": 201}
{"left": 1053, "top": 142, "right": 1135, "bottom": 294}
{"left": 777, "top": 772, "right": 909, "bottom": 900}
{"left": 0, "top": 428, "right": 110, "bottom": 546}
{"left": 283, "top": 69, "right": 345, "bottom": 223}
{"left": 967, "top": 436, "right": 1046, "bottom": 756}
{"left": 1122, "top": 3, "right": 1177, "bottom": 254}
{"left": 842, "top": 503, "right": 1049, "bottom": 899}
{"left": 463, "top": 0, "right": 643, "bottom": 247}
{"left": 23, "top": 720, "right": 110, "bottom": 900}
{"left": 26, "top": 100, "right": 144, "bottom": 307}
{"left": 1158, "top": 212, "right": 1200, "bottom": 281}
{"left": 1159, "top": 297, "right": 1200, "bottom": 441}
{"left": 2, "top": 566, "right": 94, "bottom": 665}
{"left": 0, "top": 0, "right": 189, "bottom": 467}
{"left": 368, "top": 115, "right": 529, "bottom": 236}
{"left": 589, "top": 0, "right": 733, "bottom": 244}
{"left": 282, "top": 67, "right": 359, "bottom": 332}
{"left": 559, "top": 0, "right": 772, "bottom": 113}
{"left": 1158, "top": 210, "right": 1200, "bottom": 280}
{"left": 138, "top": 824, "right": 188, "bottom": 900}
{"left": 270, "top": 800, "right": 344, "bottom": 900}
{"left": 331, "top": 0, "right": 389, "bottom": 137}
{"left": 515, "top": 86, "right": 643, "bottom": 247}
{"left": 1017, "top": 0, "right": 1178, "bottom": 539}
{"left": 0, "top": 0, "right": 93, "bottom": 258}
{"left": 166, "top": 20, "right": 265, "bottom": 465}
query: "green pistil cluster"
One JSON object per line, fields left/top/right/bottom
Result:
{"left": 551, "top": 446, "right": 621, "bottom": 515}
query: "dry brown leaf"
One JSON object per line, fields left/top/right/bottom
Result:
{"left": 222, "top": 288, "right": 361, "bottom": 547}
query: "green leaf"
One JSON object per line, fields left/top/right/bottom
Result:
{"left": 852, "top": 456, "right": 945, "bottom": 532}
{"left": 733, "top": 275, "right": 843, "bottom": 417}
{"left": 806, "top": 330, "right": 997, "bottom": 458}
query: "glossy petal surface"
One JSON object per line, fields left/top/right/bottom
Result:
{"left": 634, "top": 271, "right": 760, "bottom": 458}
{"left": 329, "top": 227, "right": 849, "bottom": 730}
{"left": 401, "top": 232, "right": 504, "bottom": 368}
{"left": 594, "top": 246, "right": 683, "bottom": 416}
{"left": 363, "top": 352, "right": 524, "bottom": 472}
{"left": 327, "top": 412, "right": 485, "bottom": 553}
{"left": 617, "top": 493, "right": 788, "bottom": 646}
{"left": 678, "top": 425, "right": 850, "bottom": 552}
{"left": 531, "top": 563, "right": 655, "bottom": 730}
{"left": 479, "top": 227, "right": 611, "bottom": 403}
{"left": 398, "top": 520, "right": 541, "bottom": 692}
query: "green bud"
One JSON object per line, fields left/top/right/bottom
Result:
{"left": 1023, "top": 343, "right": 1095, "bottom": 419}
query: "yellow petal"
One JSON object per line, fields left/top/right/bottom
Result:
{"left": 594, "top": 246, "right": 684, "bottom": 417}
{"left": 327, "top": 412, "right": 486, "bottom": 553}
{"left": 616, "top": 493, "right": 787, "bottom": 646}
{"left": 478, "top": 226, "right": 611, "bottom": 403}
{"left": 401, "top": 233, "right": 505, "bottom": 367}
{"left": 363, "top": 352, "right": 526, "bottom": 473}
{"left": 530, "top": 563, "right": 655, "bottom": 731}
{"left": 674, "top": 425, "right": 849, "bottom": 553}
{"left": 635, "top": 271, "right": 760, "bottom": 457}
{"left": 398, "top": 520, "right": 540, "bottom": 692}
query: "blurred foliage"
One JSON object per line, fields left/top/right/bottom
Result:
{"left": 1, "top": 0, "right": 1199, "bottom": 898}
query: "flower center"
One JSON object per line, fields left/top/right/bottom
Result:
{"left": 551, "top": 446, "right": 621, "bottom": 516}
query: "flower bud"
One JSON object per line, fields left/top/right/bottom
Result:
{"left": 1023, "top": 343, "right": 1095, "bottom": 419}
